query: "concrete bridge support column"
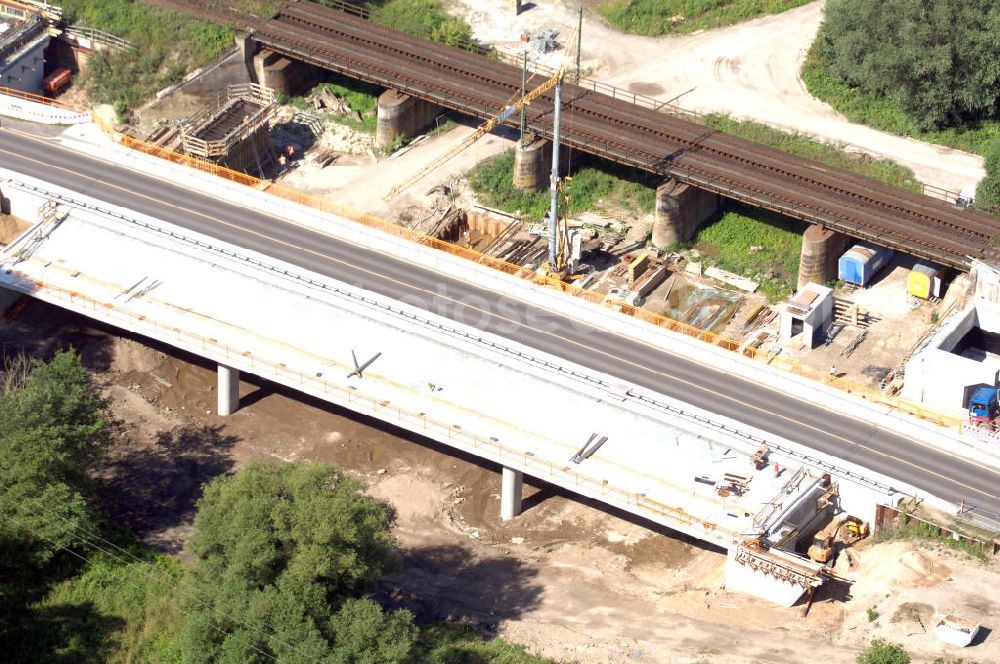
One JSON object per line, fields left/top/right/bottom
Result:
{"left": 513, "top": 137, "right": 551, "bottom": 192}
{"left": 217, "top": 364, "right": 240, "bottom": 416}
{"left": 651, "top": 179, "right": 719, "bottom": 249}
{"left": 252, "top": 48, "right": 319, "bottom": 97}
{"left": 500, "top": 466, "right": 523, "bottom": 520}
{"left": 797, "top": 225, "right": 850, "bottom": 290}
{"left": 238, "top": 34, "right": 260, "bottom": 84}
{"left": 375, "top": 89, "right": 442, "bottom": 149}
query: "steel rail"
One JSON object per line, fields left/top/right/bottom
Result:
{"left": 251, "top": 3, "right": 999, "bottom": 268}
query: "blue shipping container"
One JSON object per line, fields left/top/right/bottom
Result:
{"left": 838, "top": 242, "right": 894, "bottom": 286}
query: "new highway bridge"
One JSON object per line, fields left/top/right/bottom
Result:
{"left": 251, "top": 1, "right": 1000, "bottom": 270}
{"left": 1, "top": 126, "right": 999, "bottom": 519}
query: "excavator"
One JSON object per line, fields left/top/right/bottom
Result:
{"left": 807, "top": 512, "right": 868, "bottom": 565}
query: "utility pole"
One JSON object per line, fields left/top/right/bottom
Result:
{"left": 547, "top": 77, "right": 563, "bottom": 270}
{"left": 519, "top": 51, "right": 527, "bottom": 141}
{"left": 576, "top": 5, "right": 582, "bottom": 83}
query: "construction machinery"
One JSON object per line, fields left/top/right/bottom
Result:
{"left": 807, "top": 513, "right": 868, "bottom": 564}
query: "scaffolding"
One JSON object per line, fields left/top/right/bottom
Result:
{"left": 180, "top": 83, "right": 276, "bottom": 174}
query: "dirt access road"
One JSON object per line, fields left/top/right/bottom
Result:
{"left": 453, "top": 0, "right": 985, "bottom": 194}
{"left": 8, "top": 300, "right": 1000, "bottom": 663}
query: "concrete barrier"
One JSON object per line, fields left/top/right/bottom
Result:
{"left": 0, "top": 94, "right": 91, "bottom": 125}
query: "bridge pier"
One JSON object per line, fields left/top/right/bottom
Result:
{"left": 217, "top": 364, "right": 240, "bottom": 416}
{"left": 513, "top": 136, "right": 550, "bottom": 191}
{"left": 651, "top": 179, "right": 719, "bottom": 249}
{"left": 797, "top": 225, "right": 850, "bottom": 290}
{"left": 375, "top": 90, "right": 442, "bottom": 149}
{"left": 500, "top": 466, "right": 523, "bottom": 520}
{"left": 252, "top": 48, "right": 320, "bottom": 97}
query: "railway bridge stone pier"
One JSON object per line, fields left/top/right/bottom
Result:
{"left": 798, "top": 225, "right": 851, "bottom": 289}
{"left": 513, "top": 135, "right": 550, "bottom": 191}
{"left": 252, "top": 47, "right": 320, "bottom": 97}
{"left": 375, "top": 89, "right": 442, "bottom": 149}
{"left": 651, "top": 179, "right": 719, "bottom": 248}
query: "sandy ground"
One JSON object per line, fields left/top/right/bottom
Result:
{"left": 452, "top": 0, "right": 985, "bottom": 194}
{"left": 280, "top": 119, "right": 517, "bottom": 218}
{"left": 5, "top": 299, "right": 998, "bottom": 663}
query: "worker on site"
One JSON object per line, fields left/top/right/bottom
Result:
{"left": 829, "top": 364, "right": 837, "bottom": 377}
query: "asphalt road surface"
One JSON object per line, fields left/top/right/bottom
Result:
{"left": 2, "top": 126, "right": 999, "bottom": 517}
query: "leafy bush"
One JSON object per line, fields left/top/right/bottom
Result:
{"left": 597, "top": 0, "right": 811, "bottom": 36}
{"left": 53, "top": 0, "right": 235, "bottom": 116}
{"left": 178, "top": 461, "right": 412, "bottom": 661}
{"left": 0, "top": 351, "right": 108, "bottom": 569}
{"left": 816, "top": 0, "right": 1000, "bottom": 130}
{"left": 857, "top": 638, "right": 910, "bottom": 664}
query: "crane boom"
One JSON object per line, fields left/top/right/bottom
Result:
{"left": 384, "top": 74, "right": 560, "bottom": 200}
{"left": 384, "top": 28, "right": 579, "bottom": 201}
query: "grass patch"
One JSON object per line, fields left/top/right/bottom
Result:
{"left": 467, "top": 149, "right": 657, "bottom": 220}
{"left": 701, "top": 113, "right": 923, "bottom": 191}
{"left": 596, "top": 0, "right": 811, "bottom": 36}
{"left": 288, "top": 76, "right": 382, "bottom": 133}
{"left": 873, "top": 515, "right": 990, "bottom": 562}
{"left": 801, "top": 42, "right": 1000, "bottom": 157}
{"left": 3, "top": 538, "right": 185, "bottom": 664}
{"left": 367, "top": 0, "right": 472, "bottom": 47}
{"left": 690, "top": 203, "right": 806, "bottom": 302}
{"left": 227, "top": 0, "right": 287, "bottom": 18}
{"left": 414, "top": 623, "right": 556, "bottom": 663}
{"left": 55, "top": 0, "right": 235, "bottom": 117}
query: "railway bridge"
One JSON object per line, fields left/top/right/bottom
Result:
{"left": 250, "top": 0, "right": 999, "bottom": 273}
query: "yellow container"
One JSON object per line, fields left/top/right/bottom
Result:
{"left": 908, "top": 262, "right": 941, "bottom": 299}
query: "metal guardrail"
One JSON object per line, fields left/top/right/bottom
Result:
{"left": 63, "top": 25, "right": 131, "bottom": 51}
{"left": 956, "top": 501, "right": 1000, "bottom": 536}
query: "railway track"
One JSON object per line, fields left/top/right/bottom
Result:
{"left": 254, "top": 0, "right": 999, "bottom": 269}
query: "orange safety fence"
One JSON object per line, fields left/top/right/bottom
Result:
{"left": 0, "top": 84, "right": 78, "bottom": 110}
{"left": 22, "top": 104, "right": 960, "bottom": 433}
{"left": 23, "top": 273, "right": 757, "bottom": 548}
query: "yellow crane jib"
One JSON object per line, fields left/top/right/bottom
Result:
{"left": 384, "top": 28, "right": 579, "bottom": 201}
{"left": 383, "top": 74, "right": 561, "bottom": 200}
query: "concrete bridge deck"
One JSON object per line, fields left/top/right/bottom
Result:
{"left": 0, "top": 172, "right": 858, "bottom": 604}
{"left": 1, "top": 123, "right": 997, "bottom": 521}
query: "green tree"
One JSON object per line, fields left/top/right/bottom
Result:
{"left": 178, "top": 461, "right": 414, "bottom": 662}
{"left": 0, "top": 350, "right": 108, "bottom": 567}
{"left": 857, "top": 638, "right": 911, "bottom": 664}
{"left": 818, "top": 0, "right": 1000, "bottom": 129}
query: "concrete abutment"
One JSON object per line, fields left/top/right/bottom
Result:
{"left": 500, "top": 466, "right": 523, "bottom": 520}
{"left": 375, "top": 90, "right": 442, "bottom": 149}
{"left": 797, "top": 225, "right": 851, "bottom": 290}
{"left": 651, "top": 179, "right": 719, "bottom": 249}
